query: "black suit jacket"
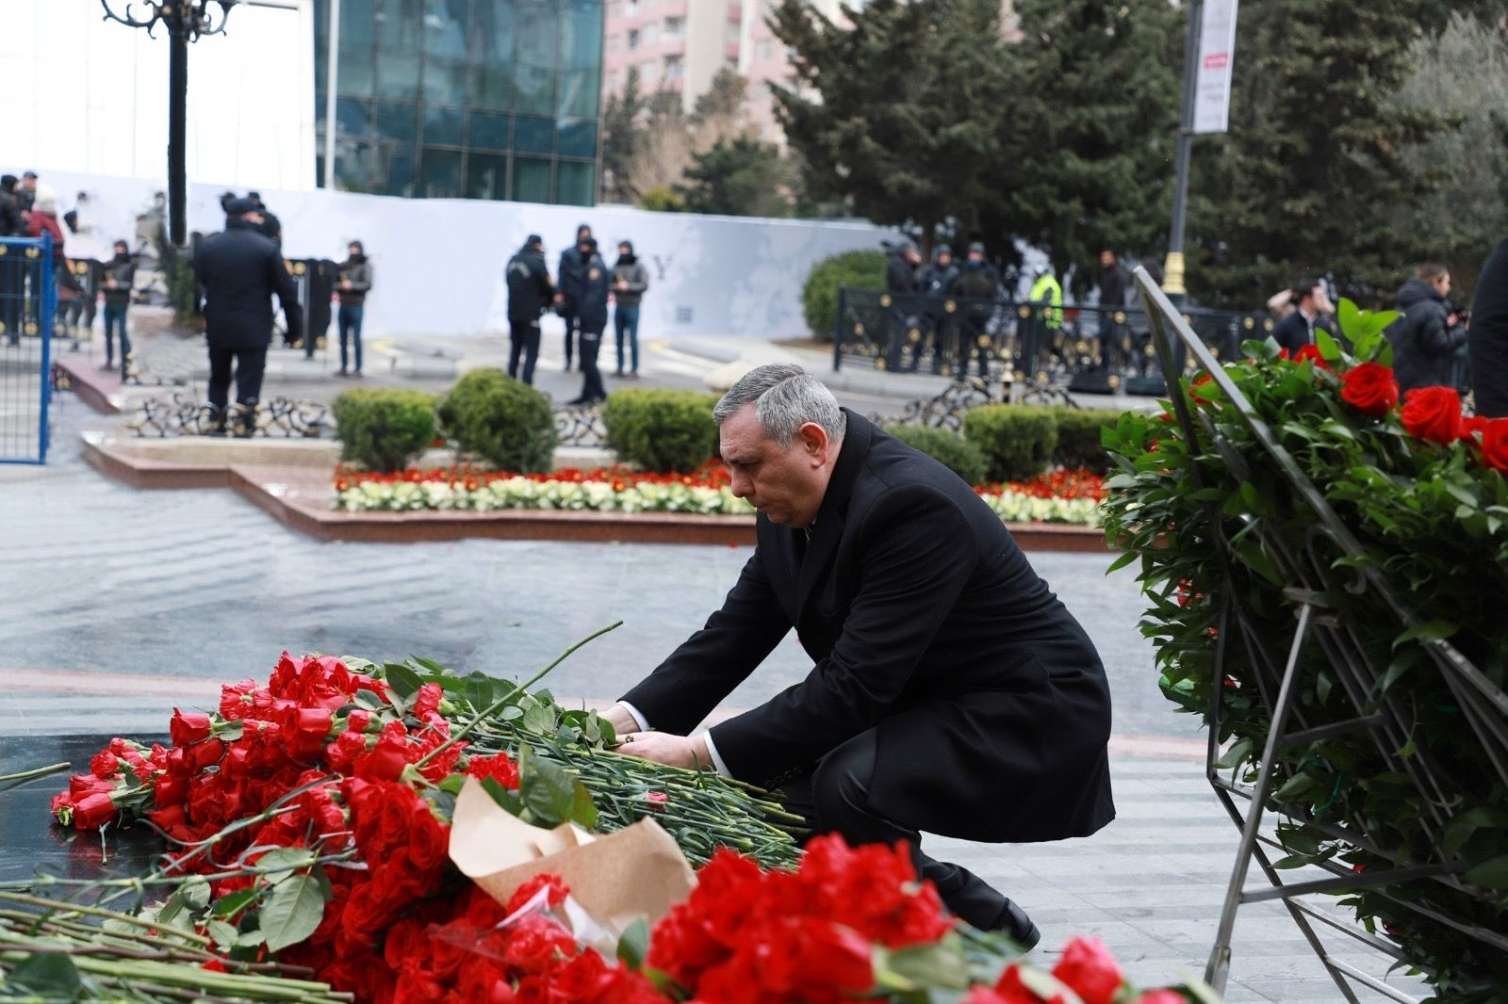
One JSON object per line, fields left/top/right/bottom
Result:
{"left": 621, "top": 411, "right": 1115, "bottom": 843}
{"left": 1271, "top": 310, "right": 1314, "bottom": 353}
{"left": 193, "top": 219, "right": 301, "bottom": 350}
{"left": 1471, "top": 239, "right": 1508, "bottom": 418}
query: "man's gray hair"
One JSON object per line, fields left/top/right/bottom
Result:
{"left": 713, "top": 363, "right": 847, "bottom": 446}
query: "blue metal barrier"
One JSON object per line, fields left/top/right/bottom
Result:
{"left": 0, "top": 234, "right": 56, "bottom": 464}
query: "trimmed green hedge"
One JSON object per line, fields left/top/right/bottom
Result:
{"left": 802, "top": 249, "right": 887, "bottom": 342}
{"left": 602, "top": 389, "right": 719, "bottom": 473}
{"left": 332, "top": 388, "right": 436, "bottom": 473}
{"left": 1051, "top": 407, "right": 1121, "bottom": 474}
{"left": 437, "top": 369, "right": 556, "bottom": 472}
{"left": 886, "top": 424, "right": 989, "bottom": 486}
{"left": 962, "top": 406, "right": 1059, "bottom": 482}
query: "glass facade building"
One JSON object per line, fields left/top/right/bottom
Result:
{"left": 313, "top": 0, "right": 603, "bottom": 205}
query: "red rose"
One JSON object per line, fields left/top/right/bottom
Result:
{"left": 1292, "top": 344, "right": 1329, "bottom": 370}
{"left": 467, "top": 753, "right": 520, "bottom": 790}
{"left": 346, "top": 708, "right": 373, "bottom": 734}
{"left": 1400, "top": 386, "right": 1463, "bottom": 444}
{"left": 1478, "top": 418, "right": 1508, "bottom": 473}
{"left": 502, "top": 913, "right": 577, "bottom": 975}
{"left": 170, "top": 708, "right": 213, "bottom": 747}
{"left": 506, "top": 874, "right": 571, "bottom": 914}
{"left": 1135, "top": 992, "right": 1189, "bottom": 1004}
{"left": 412, "top": 683, "right": 444, "bottom": 719}
{"left": 189, "top": 738, "right": 225, "bottom": 771}
{"left": 986, "top": 966, "right": 1051, "bottom": 1004}
{"left": 73, "top": 791, "right": 117, "bottom": 831}
{"left": 89, "top": 750, "right": 120, "bottom": 779}
{"left": 1339, "top": 362, "right": 1399, "bottom": 417}
{"left": 1052, "top": 937, "right": 1124, "bottom": 1004}
{"left": 154, "top": 774, "right": 188, "bottom": 807}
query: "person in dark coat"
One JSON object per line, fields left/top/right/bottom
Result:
{"left": 336, "top": 240, "right": 373, "bottom": 377}
{"left": 610, "top": 364, "right": 1114, "bottom": 946}
{"left": 554, "top": 223, "right": 593, "bottom": 372}
{"left": 101, "top": 240, "right": 136, "bottom": 372}
{"left": 566, "top": 237, "right": 610, "bottom": 406}
{"left": 883, "top": 241, "right": 922, "bottom": 370}
{"left": 1271, "top": 279, "right": 1322, "bottom": 353}
{"left": 0, "top": 176, "right": 25, "bottom": 344}
{"left": 947, "top": 243, "right": 1001, "bottom": 379}
{"left": 247, "top": 192, "right": 282, "bottom": 248}
{"left": 17, "top": 172, "right": 38, "bottom": 214}
{"left": 1470, "top": 239, "right": 1508, "bottom": 418}
{"left": 1388, "top": 264, "right": 1467, "bottom": 395}
{"left": 1097, "top": 248, "right": 1128, "bottom": 310}
{"left": 506, "top": 234, "right": 554, "bottom": 386}
{"left": 611, "top": 240, "right": 649, "bottom": 377}
{"left": 918, "top": 244, "right": 958, "bottom": 373}
{"left": 192, "top": 197, "right": 302, "bottom": 436}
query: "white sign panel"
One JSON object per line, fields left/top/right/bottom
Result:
{"left": 1193, "top": 0, "right": 1240, "bottom": 134}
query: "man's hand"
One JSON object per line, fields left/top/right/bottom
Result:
{"left": 618, "top": 731, "right": 710, "bottom": 771}
{"left": 599, "top": 702, "right": 639, "bottom": 739}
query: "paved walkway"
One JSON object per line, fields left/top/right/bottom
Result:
{"left": 0, "top": 396, "right": 1419, "bottom": 1001}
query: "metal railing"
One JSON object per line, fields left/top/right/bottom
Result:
{"left": 831, "top": 286, "right": 1274, "bottom": 396}
{"left": 0, "top": 235, "right": 56, "bottom": 464}
{"left": 1136, "top": 265, "right": 1508, "bottom": 1002}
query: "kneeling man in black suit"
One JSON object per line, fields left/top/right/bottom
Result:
{"left": 611, "top": 364, "right": 1114, "bottom": 946}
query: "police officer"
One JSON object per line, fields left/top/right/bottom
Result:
{"left": 192, "top": 197, "right": 301, "bottom": 436}
{"left": 1029, "top": 266, "right": 1064, "bottom": 331}
{"left": 884, "top": 241, "right": 922, "bottom": 370}
{"left": 554, "top": 223, "right": 593, "bottom": 371}
{"left": 948, "top": 243, "right": 1001, "bottom": 380}
{"left": 506, "top": 234, "right": 554, "bottom": 386}
{"left": 567, "top": 237, "right": 610, "bottom": 406}
{"left": 918, "top": 244, "right": 959, "bottom": 373}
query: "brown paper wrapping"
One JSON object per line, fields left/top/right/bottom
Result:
{"left": 448, "top": 777, "right": 696, "bottom": 931}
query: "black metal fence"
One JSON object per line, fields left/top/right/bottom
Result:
{"left": 831, "top": 287, "right": 1275, "bottom": 396}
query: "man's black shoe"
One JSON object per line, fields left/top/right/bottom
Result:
{"left": 990, "top": 898, "right": 1041, "bottom": 951}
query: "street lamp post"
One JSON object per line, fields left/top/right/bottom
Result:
{"left": 98, "top": 1, "right": 240, "bottom": 248}
{"left": 1163, "top": 0, "right": 1203, "bottom": 303}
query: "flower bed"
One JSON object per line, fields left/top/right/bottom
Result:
{"left": 14, "top": 646, "right": 1215, "bottom": 1003}
{"left": 334, "top": 465, "right": 1106, "bottom": 528}
{"left": 1103, "top": 309, "right": 1508, "bottom": 999}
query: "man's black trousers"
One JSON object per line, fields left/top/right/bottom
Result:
{"left": 207, "top": 345, "right": 268, "bottom": 421}
{"left": 509, "top": 317, "right": 541, "bottom": 385}
{"left": 777, "top": 727, "right": 1010, "bottom": 931}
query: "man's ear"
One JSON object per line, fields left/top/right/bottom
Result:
{"left": 797, "top": 422, "right": 829, "bottom": 463}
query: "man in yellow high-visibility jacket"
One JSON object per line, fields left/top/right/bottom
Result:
{"left": 1029, "top": 267, "right": 1063, "bottom": 330}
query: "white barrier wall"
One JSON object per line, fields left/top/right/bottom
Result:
{"left": 33, "top": 170, "right": 896, "bottom": 341}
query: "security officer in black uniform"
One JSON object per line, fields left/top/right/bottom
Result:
{"left": 505, "top": 234, "right": 554, "bottom": 386}
{"left": 554, "top": 223, "right": 593, "bottom": 371}
{"left": 918, "top": 244, "right": 959, "bottom": 373}
{"left": 192, "top": 197, "right": 301, "bottom": 436}
{"left": 883, "top": 241, "right": 922, "bottom": 370}
{"left": 948, "top": 243, "right": 1001, "bottom": 380}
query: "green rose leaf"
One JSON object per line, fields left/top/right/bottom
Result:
{"left": 211, "top": 887, "right": 260, "bottom": 918}
{"left": 1464, "top": 856, "right": 1508, "bottom": 889}
{"left": 259, "top": 872, "right": 330, "bottom": 952}
{"left": 617, "top": 917, "right": 650, "bottom": 971}
{"left": 7, "top": 952, "right": 82, "bottom": 999}
{"left": 519, "top": 746, "right": 575, "bottom": 827}
{"left": 570, "top": 779, "right": 599, "bottom": 829}
{"left": 256, "top": 847, "right": 316, "bottom": 884}
{"left": 384, "top": 663, "right": 424, "bottom": 700}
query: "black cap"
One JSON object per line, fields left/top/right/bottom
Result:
{"left": 935, "top": 243, "right": 952, "bottom": 257}
{"left": 22, "top": 171, "right": 37, "bottom": 180}
{"left": 968, "top": 242, "right": 986, "bottom": 255}
{"left": 223, "top": 196, "right": 260, "bottom": 216}
{"left": 524, "top": 233, "right": 543, "bottom": 248}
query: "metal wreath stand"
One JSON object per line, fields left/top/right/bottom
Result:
{"left": 1133, "top": 267, "right": 1508, "bottom": 1002}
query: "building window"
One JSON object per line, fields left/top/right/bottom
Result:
{"left": 664, "top": 54, "right": 683, "bottom": 82}
{"left": 757, "top": 39, "right": 775, "bottom": 61}
{"left": 627, "top": 28, "right": 639, "bottom": 49}
{"left": 556, "top": 161, "right": 595, "bottom": 207}
{"left": 664, "top": 15, "right": 684, "bottom": 38}
{"left": 512, "top": 157, "right": 552, "bottom": 203}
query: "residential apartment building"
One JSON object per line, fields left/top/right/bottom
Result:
{"left": 601, "top": 0, "right": 848, "bottom": 143}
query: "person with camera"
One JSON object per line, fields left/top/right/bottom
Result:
{"left": 1388, "top": 264, "right": 1468, "bottom": 395}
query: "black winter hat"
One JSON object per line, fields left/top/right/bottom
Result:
{"left": 223, "top": 196, "right": 260, "bottom": 217}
